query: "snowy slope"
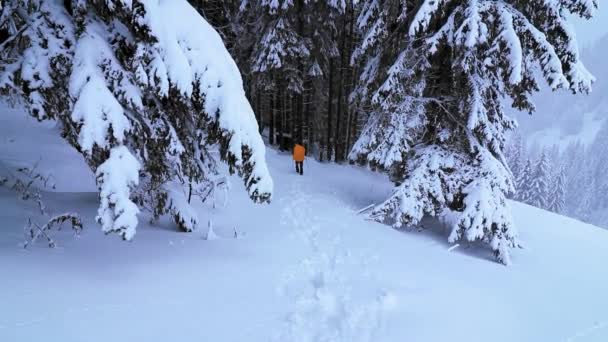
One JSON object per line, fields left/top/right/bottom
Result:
{"left": 1, "top": 105, "right": 608, "bottom": 342}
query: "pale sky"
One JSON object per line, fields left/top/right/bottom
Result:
{"left": 573, "top": 6, "right": 608, "bottom": 48}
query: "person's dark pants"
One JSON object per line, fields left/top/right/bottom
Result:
{"left": 295, "top": 161, "right": 303, "bottom": 175}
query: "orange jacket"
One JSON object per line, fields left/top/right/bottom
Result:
{"left": 293, "top": 144, "right": 305, "bottom": 162}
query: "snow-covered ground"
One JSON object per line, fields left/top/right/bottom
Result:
{"left": 1, "top": 106, "right": 608, "bottom": 342}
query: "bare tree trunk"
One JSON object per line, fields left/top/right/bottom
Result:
{"left": 326, "top": 58, "right": 334, "bottom": 162}
{"left": 291, "top": 95, "right": 295, "bottom": 144}
{"left": 256, "top": 86, "right": 263, "bottom": 134}
{"left": 304, "top": 82, "right": 311, "bottom": 152}
{"left": 334, "top": 12, "right": 349, "bottom": 163}
{"left": 296, "top": 90, "right": 303, "bottom": 145}
{"left": 269, "top": 86, "right": 276, "bottom": 145}
{"left": 277, "top": 83, "right": 284, "bottom": 150}
{"left": 352, "top": 108, "right": 361, "bottom": 145}
{"left": 296, "top": 0, "right": 305, "bottom": 146}
{"left": 344, "top": 3, "right": 356, "bottom": 157}
{"left": 345, "top": 110, "right": 352, "bottom": 158}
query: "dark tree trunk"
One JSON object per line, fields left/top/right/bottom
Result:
{"left": 352, "top": 109, "right": 359, "bottom": 143}
{"left": 256, "top": 88, "right": 263, "bottom": 134}
{"left": 269, "top": 89, "right": 275, "bottom": 146}
{"left": 326, "top": 58, "right": 334, "bottom": 162}
{"left": 344, "top": 4, "right": 356, "bottom": 157}
{"left": 304, "top": 82, "right": 312, "bottom": 152}
{"left": 295, "top": 0, "right": 305, "bottom": 146}
{"left": 334, "top": 13, "right": 349, "bottom": 163}
{"left": 289, "top": 94, "right": 295, "bottom": 145}
{"left": 277, "top": 84, "right": 284, "bottom": 150}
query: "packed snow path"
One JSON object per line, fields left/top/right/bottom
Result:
{"left": 273, "top": 179, "right": 395, "bottom": 342}
{"left": 1, "top": 108, "right": 608, "bottom": 341}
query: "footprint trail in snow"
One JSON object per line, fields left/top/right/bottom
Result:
{"left": 273, "top": 179, "right": 397, "bottom": 342}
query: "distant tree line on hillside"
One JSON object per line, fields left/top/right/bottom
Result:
{"left": 506, "top": 123, "right": 608, "bottom": 229}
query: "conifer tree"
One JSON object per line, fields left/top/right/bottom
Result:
{"left": 576, "top": 166, "right": 596, "bottom": 221}
{"left": 351, "top": 0, "right": 596, "bottom": 264}
{"left": 516, "top": 158, "right": 534, "bottom": 203}
{"left": 530, "top": 152, "right": 551, "bottom": 209}
{"left": 549, "top": 165, "right": 567, "bottom": 214}
{"left": 0, "top": 0, "right": 273, "bottom": 239}
{"left": 505, "top": 132, "right": 525, "bottom": 198}
{"left": 562, "top": 141, "right": 586, "bottom": 216}
{"left": 249, "top": 0, "right": 310, "bottom": 93}
{"left": 587, "top": 121, "right": 608, "bottom": 212}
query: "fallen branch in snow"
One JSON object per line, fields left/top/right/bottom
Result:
{"left": 23, "top": 214, "right": 83, "bottom": 249}
{"left": 356, "top": 203, "right": 375, "bottom": 215}
{"left": 1, "top": 161, "right": 83, "bottom": 247}
{"left": 194, "top": 176, "right": 230, "bottom": 209}
{"left": 7, "top": 161, "right": 56, "bottom": 215}
{"left": 447, "top": 244, "right": 460, "bottom": 252}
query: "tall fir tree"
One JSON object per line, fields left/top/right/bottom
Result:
{"left": 505, "top": 131, "right": 525, "bottom": 198}
{"left": 562, "top": 141, "right": 585, "bottom": 216}
{"left": 576, "top": 166, "right": 596, "bottom": 221}
{"left": 588, "top": 121, "right": 608, "bottom": 214}
{"left": 350, "top": 0, "right": 596, "bottom": 264}
{"left": 549, "top": 165, "right": 566, "bottom": 214}
{"left": 516, "top": 158, "right": 534, "bottom": 203}
{"left": 530, "top": 151, "right": 551, "bottom": 209}
{"left": 249, "top": 0, "right": 310, "bottom": 93}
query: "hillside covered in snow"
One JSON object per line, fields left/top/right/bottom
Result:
{"left": 1, "top": 105, "right": 608, "bottom": 342}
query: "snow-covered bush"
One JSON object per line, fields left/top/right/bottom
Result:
{"left": 0, "top": 0, "right": 273, "bottom": 239}
{"left": 351, "top": 0, "right": 596, "bottom": 264}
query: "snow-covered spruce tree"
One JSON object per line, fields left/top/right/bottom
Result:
{"left": 548, "top": 165, "right": 566, "bottom": 214}
{"left": 516, "top": 158, "right": 534, "bottom": 203}
{"left": 505, "top": 131, "right": 525, "bottom": 197}
{"left": 350, "top": 0, "right": 428, "bottom": 180}
{"left": 562, "top": 141, "right": 587, "bottom": 217}
{"left": 529, "top": 151, "right": 551, "bottom": 209}
{"left": 0, "top": 0, "right": 272, "bottom": 239}
{"left": 575, "top": 165, "right": 595, "bottom": 221}
{"left": 587, "top": 121, "right": 608, "bottom": 215}
{"left": 248, "top": 0, "right": 310, "bottom": 94}
{"left": 350, "top": 0, "right": 595, "bottom": 264}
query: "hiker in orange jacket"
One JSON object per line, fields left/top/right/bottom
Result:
{"left": 293, "top": 143, "right": 305, "bottom": 175}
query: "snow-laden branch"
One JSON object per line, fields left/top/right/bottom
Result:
{"left": 0, "top": 0, "right": 273, "bottom": 239}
